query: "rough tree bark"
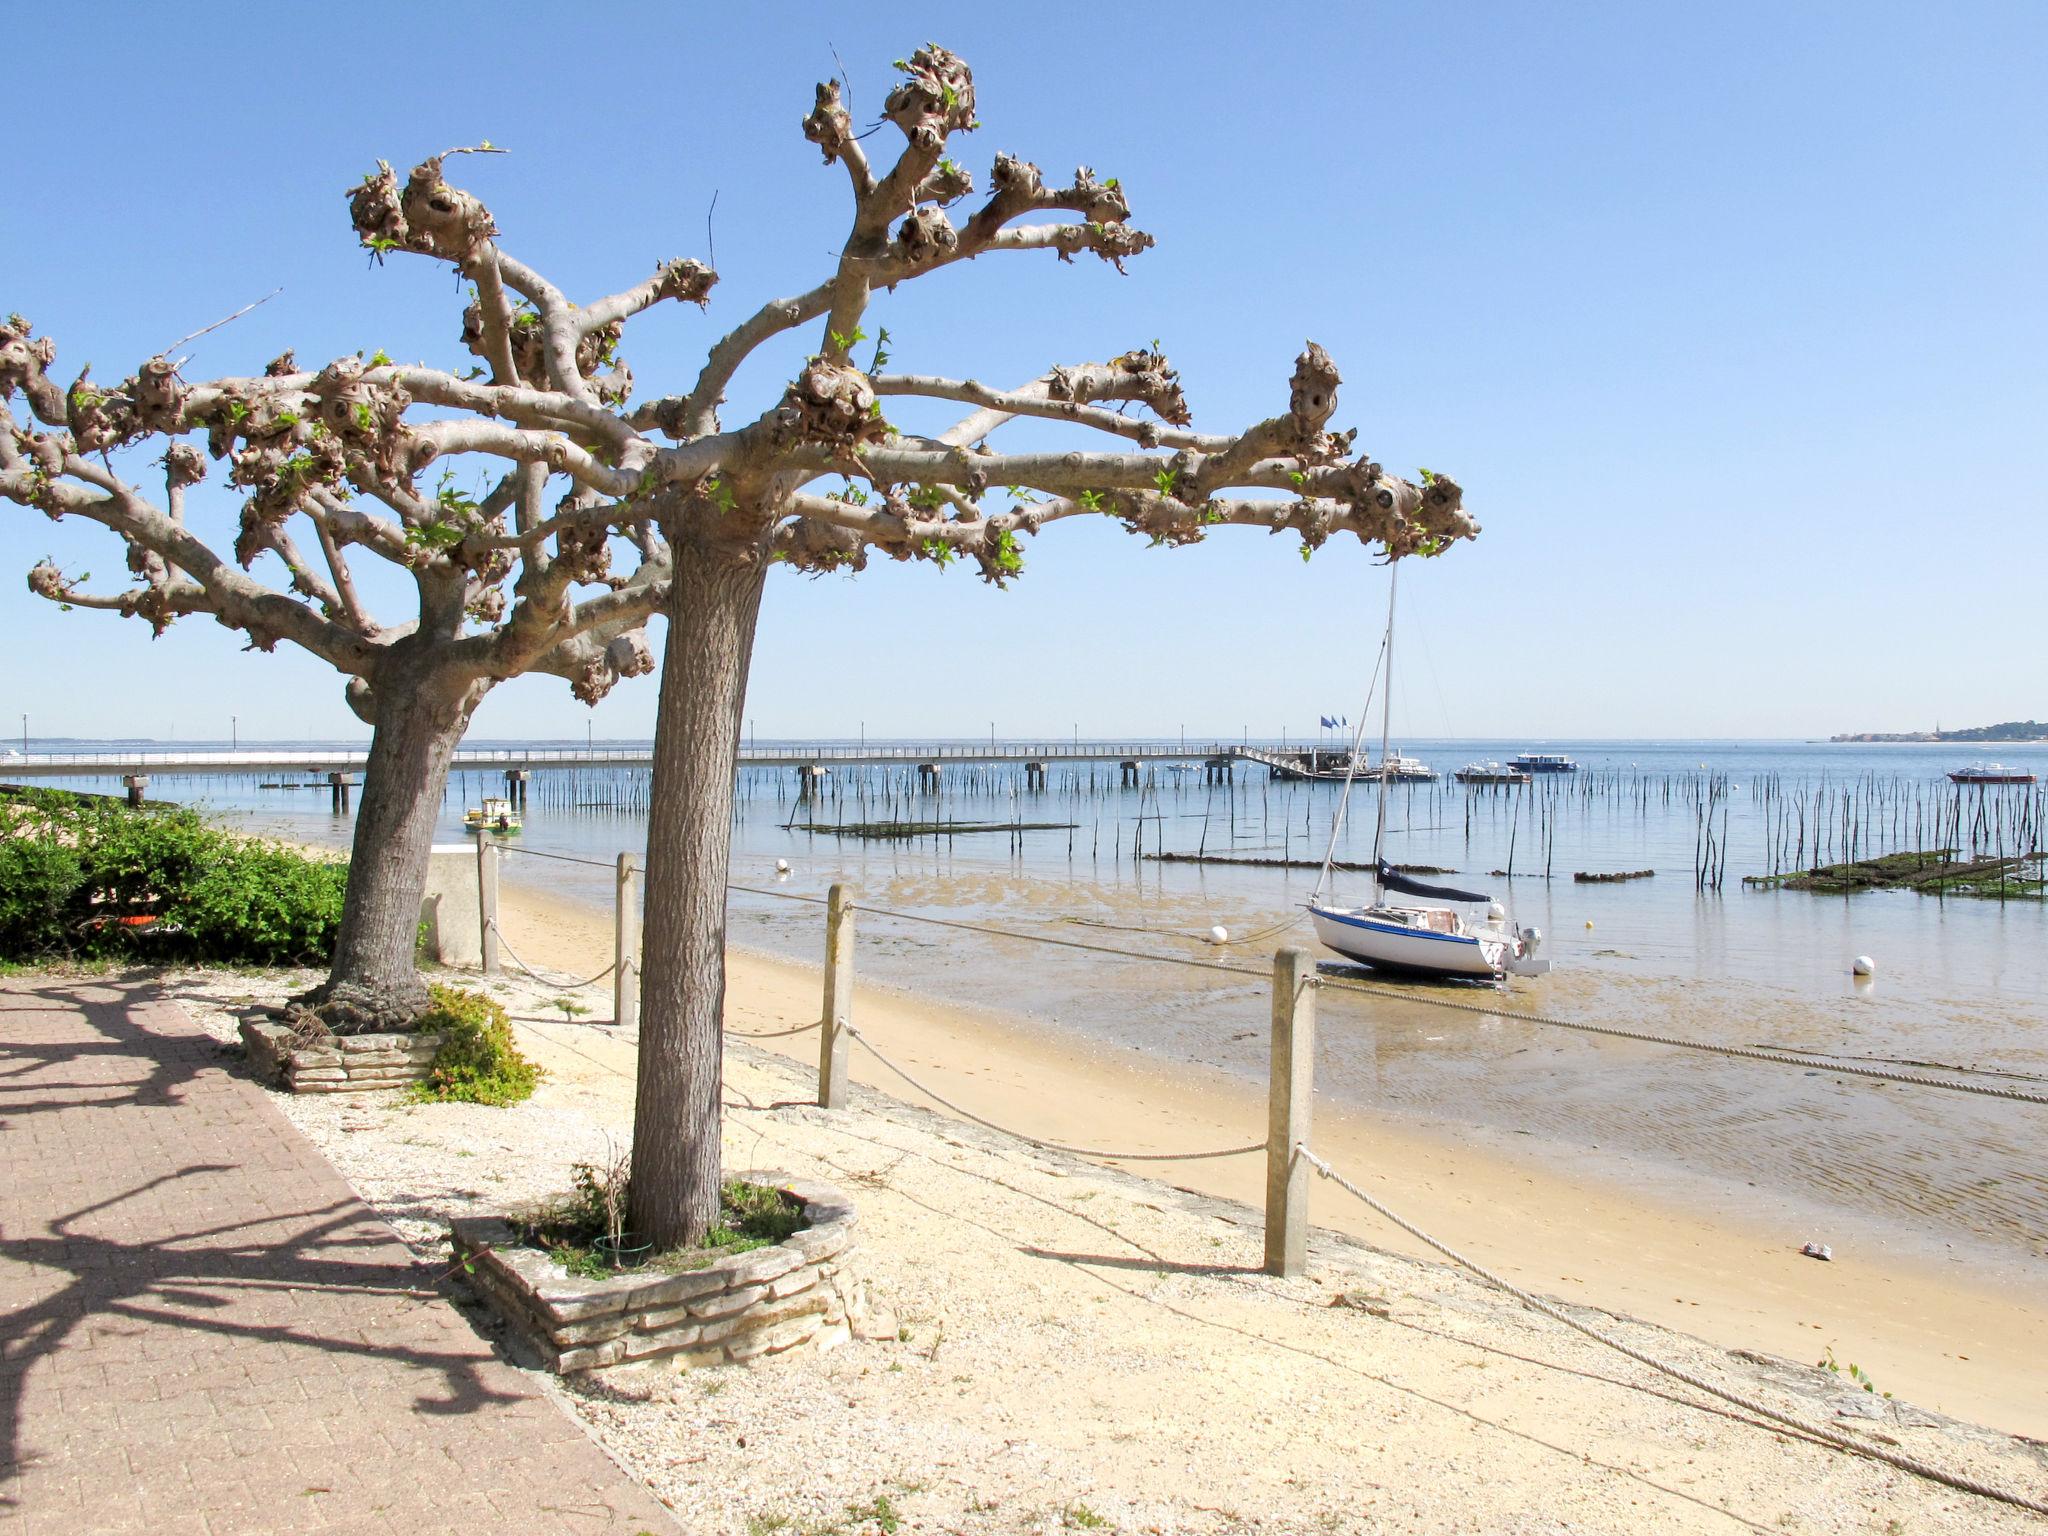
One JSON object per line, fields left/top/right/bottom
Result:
{"left": 296, "top": 661, "right": 487, "bottom": 1032}
{"left": 630, "top": 528, "right": 770, "bottom": 1246}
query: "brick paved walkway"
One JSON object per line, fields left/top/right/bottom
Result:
{"left": 0, "top": 977, "right": 679, "bottom": 1535}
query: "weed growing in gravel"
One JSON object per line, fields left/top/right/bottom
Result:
{"left": 1817, "top": 1346, "right": 1892, "bottom": 1398}
{"left": 1065, "top": 1505, "right": 1108, "bottom": 1529}
{"left": 845, "top": 1494, "right": 900, "bottom": 1533}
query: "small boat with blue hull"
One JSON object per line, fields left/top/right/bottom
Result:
{"left": 1304, "top": 564, "right": 1552, "bottom": 983}
{"left": 1508, "top": 752, "right": 1578, "bottom": 774}
{"left": 1310, "top": 863, "right": 1547, "bottom": 979}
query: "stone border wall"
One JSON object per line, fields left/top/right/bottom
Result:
{"left": 241, "top": 1018, "right": 441, "bottom": 1094}
{"left": 449, "top": 1173, "right": 880, "bottom": 1372}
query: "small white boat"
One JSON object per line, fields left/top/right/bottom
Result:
{"left": 1376, "top": 751, "right": 1437, "bottom": 782}
{"left": 1508, "top": 751, "right": 1577, "bottom": 774}
{"left": 1306, "top": 565, "right": 1550, "bottom": 983}
{"left": 1311, "top": 866, "right": 1547, "bottom": 979}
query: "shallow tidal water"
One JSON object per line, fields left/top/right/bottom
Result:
{"left": 118, "top": 734, "right": 2048, "bottom": 1282}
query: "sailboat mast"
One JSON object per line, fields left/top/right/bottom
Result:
{"left": 1369, "top": 562, "right": 1399, "bottom": 890}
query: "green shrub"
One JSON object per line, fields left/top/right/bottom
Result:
{"left": 175, "top": 843, "right": 348, "bottom": 965}
{"left": 0, "top": 787, "right": 348, "bottom": 965}
{"left": 0, "top": 838, "right": 84, "bottom": 954}
{"left": 412, "top": 984, "right": 542, "bottom": 1106}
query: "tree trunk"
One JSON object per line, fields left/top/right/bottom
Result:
{"left": 630, "top": 539, "right": 769, "bottom": 1247}
{"left": 295, "top": 665, "right": 483, "bottom": 1034}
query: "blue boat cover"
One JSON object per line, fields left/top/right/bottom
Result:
{"left": 1379, "top": 861, "right": 1490, "bottom": 904}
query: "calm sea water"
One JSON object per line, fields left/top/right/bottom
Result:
{"left": 66, "top": 736, "right": 2048, "bottom": 1278}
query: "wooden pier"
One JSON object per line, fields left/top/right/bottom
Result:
{"left": 3, "top": 741, "right": 1340, "bottom": 802}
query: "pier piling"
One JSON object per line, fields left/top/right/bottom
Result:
{"left": 122, "top": 774, "right": 148, "bottom": 808}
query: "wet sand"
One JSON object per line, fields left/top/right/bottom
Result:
{"left": 491, "top": 872, "right": 2048, "bottom": 1440}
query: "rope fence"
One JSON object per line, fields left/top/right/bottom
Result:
{"left": 1298, "top": 1145, "right": 2048, "bottom": 1518}
{"left": 456, "top": 840, "right": 2048, "bottom": 1515}
{"left": 843, "top": 1023, "right": 1265, "bottom": 1164}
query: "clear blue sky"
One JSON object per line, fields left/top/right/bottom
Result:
{"left": 5, "top": 2, "right": 2043, "bottom": 743}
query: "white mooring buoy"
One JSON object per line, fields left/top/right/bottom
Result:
{"left": 775, "top": 858, "right": 790, "bottom": 874}
{"left": 1209, "top": 925, "right": 1230, "bottom": 945}
{"left": 1852, "top": 955, "right": 1875, "bottom": 977}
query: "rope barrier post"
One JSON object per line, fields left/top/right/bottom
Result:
{"left": 613, "top": 852, "right": 641, "bottom": 1030}
{"left": 1264, "top": 945, "right": 1317, "bottom": 1278}
{"left": 476, "top": 836, "right": 500, "bottom": 976}
{"left": 818, "top": 883, "right": 854, "bottom": 1108}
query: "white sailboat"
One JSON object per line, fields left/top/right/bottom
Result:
{"left": 1306, "top": 564, "right": 1550, "bottom": 982}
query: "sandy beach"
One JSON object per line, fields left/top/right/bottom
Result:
{"left": 483, "top": 870, "right": 2048, "bottom": 1443}
{"left": 138, "top": 947, "right": 2040, "bottom": 1536}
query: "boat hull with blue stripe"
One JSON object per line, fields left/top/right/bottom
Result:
{"left": 1308, "top": 902, "right": 1510, "bottom": 979}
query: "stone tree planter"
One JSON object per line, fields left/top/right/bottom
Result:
{"left": 449, "top": 1173, "right": 883, "bottom": 1373}
{"left": 241, "top": 1017, "right": 441, "bottom": 1094}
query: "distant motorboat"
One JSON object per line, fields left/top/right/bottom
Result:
{"left": 1376, "top": 751, "right": 1438, "bottom": 782}
{"left": 465, "top": 796, "right": 522, "bottom": 834}
{"left": 1455, "top": 761, "right": 1531, "bottom": 785}
{"left": 1949, "top": 763, "right": 2037, "bottom": 785}
{"left": 1508, "top": 752, "right": 1577, "bottom": 774}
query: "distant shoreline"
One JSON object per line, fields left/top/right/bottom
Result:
{"left": 1831, "top": 720, "right": 2048, "bottom": 745}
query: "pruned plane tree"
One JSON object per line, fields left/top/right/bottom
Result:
{"left": 0, "top": 45, "right": 1477, "bottom": 1244}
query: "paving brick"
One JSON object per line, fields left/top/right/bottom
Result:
{"left": 0, "top": 980, "right": 678, "bottom": 1534}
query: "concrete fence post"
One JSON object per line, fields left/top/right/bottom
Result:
{"left": 818, "top": 883, "right": 854, "bottom": 1108}
{"left": 614, "top": 852, "right": 641, "bottom": 1031}
{"left": 1264, "top": 945, "right": 1318, "bottom": 1278}
{"left": 477, "top": 837, "right": 500, "bottom": 976}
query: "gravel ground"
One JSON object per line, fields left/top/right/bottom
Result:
{"left": 146, "top": 963, "right": 2048, "bottom": 1536}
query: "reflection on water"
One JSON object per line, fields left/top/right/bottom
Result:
{"left": 129, "top": 736, "right": 2048, "bottom": 1276}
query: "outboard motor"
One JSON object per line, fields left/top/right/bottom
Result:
{"left": 1504, "top": 924, "right": 1551, "bottom": 977}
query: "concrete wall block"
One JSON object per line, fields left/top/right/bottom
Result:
{"left": 421, "top": 844, "right": 482, "bottom": 967}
